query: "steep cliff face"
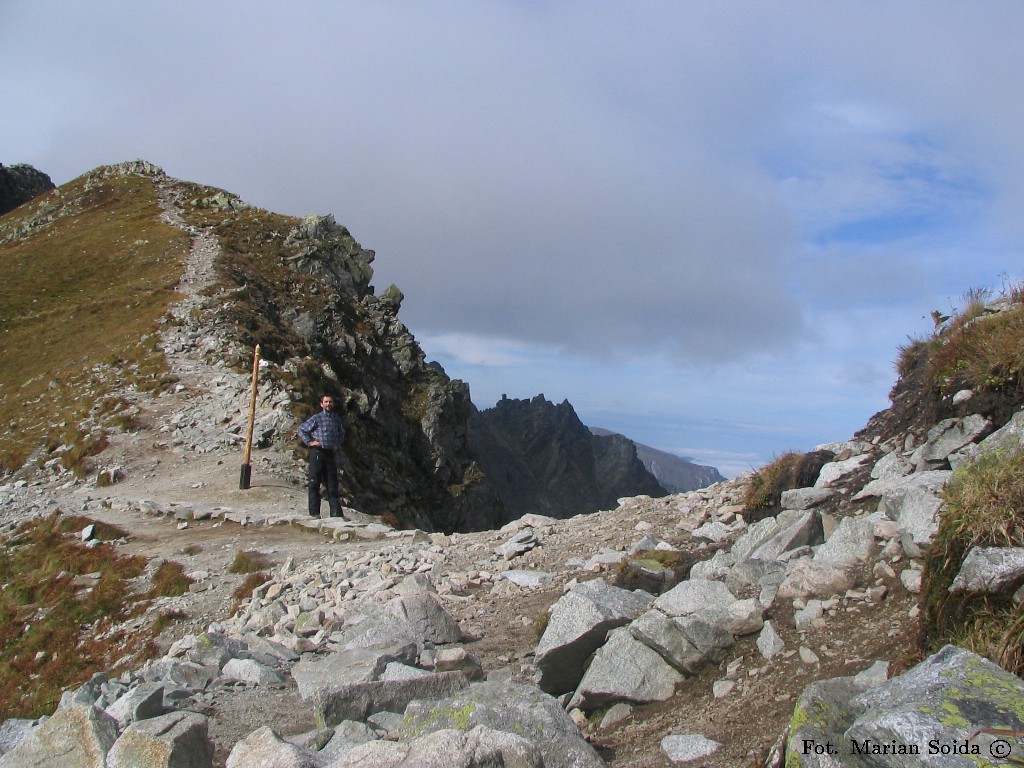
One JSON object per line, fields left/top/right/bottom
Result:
{"left": 0, "top": 163, "right": 55, "bottom": 216}
{"left": 0, "top": 161, "right": 506, "bottom": 532}
{"left": 468, "top": 395, "right": 667, "bottom": 521}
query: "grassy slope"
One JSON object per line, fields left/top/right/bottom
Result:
{"left": 0, "top": 172, "right": 189, "bottom": 473}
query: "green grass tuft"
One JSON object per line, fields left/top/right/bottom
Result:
{"left": 920, "top": 447, "right": 1024, "bottom": 674}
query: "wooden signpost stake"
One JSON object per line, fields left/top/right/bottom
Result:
{"left": 239, "top": 344, "right": 261, "bottom": 490}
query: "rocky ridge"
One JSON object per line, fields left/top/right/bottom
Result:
{"left": 591, "top": 429, "right": 726, "bottom": 493}
{"left": 0, "top": 163, "right": 54, "bottom": 217}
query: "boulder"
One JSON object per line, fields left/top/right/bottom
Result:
{"left": 756, "top": 620, "right": 785, "bottom": 660}
{"left": 777, "top": 560, "right": 856, "bottom": 601}
{"left": 433, "top": 647, "right": 485, "bottom": 681}
{"left": 780, "top": 488, "right": 835, "bottom": 511}
{"left": 0, "top": 701, "right": 117, "bottom": 768}
{"left": 225, "top": 726, "right": 319, "bottom": 768}
{"left": 949, "top": 547, "right": 1024, "bottom": 594}
{"left": 535, "top": 579, "right": 652, "bottom": 694}
{"left": 813, "top": 516, "right": 875, "bottom": 566}
{"left": 814, "top": 454, "right": 871, "bottom": 488}
{"left": 569, "top": 627, "right": 683, "bottom": 710}
{"left": 103, "top": 682, "right": 165, "bottom": 728}
{"left": 672, "top": 615, "right": 734, "bottom": 662}
{"left": 292, "top": 643, "right": 417, "bottom": 700}
{"left": 911, "top": 415, "right": 991, "bottom": 470}
{"left": 312, "top": 670, "right": 469, "bottom": 727}
{"left": 400, "top": 682, "right": 606, "bottom": 768}
{"left": 331, "top": 725, "right": 544, "bottom": 767}
{"left": 629, "top": 609, "right": 707, "bottom": 674}
{"left": 749, "top": 511, "right": 824, "bottom": 562}
{"left": 221, "top": 658, "right": 283, "bottom": 686}
{"left": 106, "top": 711, "right": 212, "bottom": 768}
{"left": 879, "top": 471, "right": 952, "bottom": 557}
{"left": 318, "top": 721, "right": 379, "bottom": 764}
{"left": 786, "top": 645, "right": 1024, "bottom": 767}
{"left": 500, "top": 570, "right": 555, "bottom": 588}
{"left": 653, "top": 578, "right": 737, "bottom": 617}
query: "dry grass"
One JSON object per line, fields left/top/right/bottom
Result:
{"left": 231, "top": 571, "right": 272, "bottom": 613}
{"left": 742, "top": 449, "right": 834, "bottom": 514}
{"left": 896, "top": 285, "right": 1024, "bottom": 398}
{"left": 920, "top": 447, "right": 1024, "bottom": 674}
{"left": 146, "top": 561, "right": 193, "bottom": 598}
{"left": 0, "top": 171, "right": 189, "bottom": 473}
{"left": 0, "top": 512, "right": 167, "bottom": 719}
{"left": 228, "top": 549, "right": 274, "bottom": 574}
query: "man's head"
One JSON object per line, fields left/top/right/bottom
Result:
{"left": 320, "top": 394, "right": 335, "bottom": 411}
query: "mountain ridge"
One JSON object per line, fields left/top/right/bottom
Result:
{"left": 589, "top": 427, "right": 725, "bottom": 492}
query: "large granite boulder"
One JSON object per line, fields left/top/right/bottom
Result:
{"left": 225, "top": 726, "right": 320, "bottom": 768}
{"left": 0, "top": 700, "right": 117, "bottom": 768}
{"left": 401, "top": 682, "right": 606, "bottom": 768}
{"left": 331, "top": 725, "right": 544, "bottom": 768}
{"left": 569, "top": 626, "right": 683, "bottom": 710}
{"left": 878, "top": 470, "right": 951, "bottom": 557}
{"left": 106, "top": 711, "right": 213, "bottom": 768}
{"left": 313, "top": 670, "right": 469, "bottom": 727}
{"left": 786, "top": 645, "right": 1024, "bottom": 767}
{"left": 535, "top": 579, "right": 652, "bottom": 694}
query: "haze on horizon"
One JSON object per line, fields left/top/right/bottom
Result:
{"left": 4, "top": 1, "right": 1024, "bottom": 477}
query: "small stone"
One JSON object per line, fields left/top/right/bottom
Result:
{"left": 661, "top": 734, "right": 720, "bottom": 764}
{"left": 599, "top": 702, "right": 633, "bottom": 729}
{"left": 798, "top": 646, "right": 820, "bottom": 665}
{"left": 712, "top": 680, "right": 735, "bottom": 698}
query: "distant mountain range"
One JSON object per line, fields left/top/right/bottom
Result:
{"left": 590, "top": 428, "right": 725, "bottom": 492}
{"left": 468, "top": 396, "right": 667, "bottom": 520}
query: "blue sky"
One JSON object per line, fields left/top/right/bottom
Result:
{"left": 4, "top": 1, "right": 1024, "bottom": 476}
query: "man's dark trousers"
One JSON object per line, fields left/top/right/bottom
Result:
{"left": 308, "top": 447, "right": 342, "bottom": 517}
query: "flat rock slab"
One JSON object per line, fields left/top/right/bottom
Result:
{"left": 332, "top": 725, "right": 544, "bottom": 768}
{"left": 401, "top": 681, "right": 606, "bottom": 768}
{"left": 313, "top": 670, "right": 469, "bottom": 727}
{"left": 501, "top": 569, "right": 555, "bottom": 588}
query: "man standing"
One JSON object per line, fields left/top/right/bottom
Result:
{"left": 297, "top": 393, "right": 345, "bottom": 518}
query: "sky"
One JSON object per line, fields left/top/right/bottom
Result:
{"left": 4, "top": 1, "right": 1024, "bottom": 477}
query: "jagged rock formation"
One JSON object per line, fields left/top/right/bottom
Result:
{"left": 0, "top": 163, "right": 54, "bottom": 216}
{"left": 468, "top": 395, "right": 667, "bottom": 521}
{"left": 0, "top": 160, "right": 505, "bottom": 532}
{"left": 591, "top": 428, "right": 725, "bottom": 492}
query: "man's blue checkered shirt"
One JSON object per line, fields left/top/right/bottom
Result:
{"left": 297, "top": 410, "right": 345, "bottom": 450}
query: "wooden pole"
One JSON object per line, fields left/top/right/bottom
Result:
{"left": 239, "top": 344, "right": 261, "bottom": 490}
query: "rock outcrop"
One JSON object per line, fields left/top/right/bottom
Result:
{"left": 0, "top": 162, "right": 54, "bottom": 216}
{"left": 0, "top": 161, "right": 506, "bottom": 532}
{"left": 469, "top": 395, "right": 667, "bottom": 520}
